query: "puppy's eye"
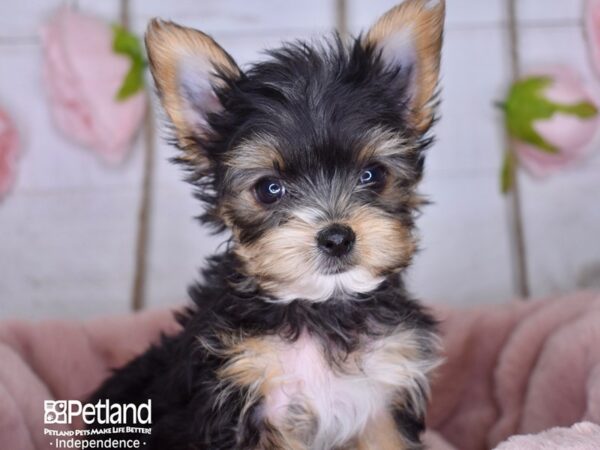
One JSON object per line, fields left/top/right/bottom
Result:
{"left": 255, "top": 177, "right": 285, "bottom": 204}
{"left": 359, "top": 165, "right": 386, "bottom": 190}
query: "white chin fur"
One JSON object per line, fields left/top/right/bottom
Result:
{"left": 271, "top": 266, "right": 385, "bottom": 303}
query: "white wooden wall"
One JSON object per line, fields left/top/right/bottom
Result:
{"left": 1, "top": 0, "right": 599, "bottom": 320}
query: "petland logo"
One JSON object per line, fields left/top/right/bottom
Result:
{"left": 44, "top": 400, "right": 152, "bottom": 425}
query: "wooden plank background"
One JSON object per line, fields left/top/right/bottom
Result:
{"left": 1, "top": 0, "right": 598, "bottom": 319}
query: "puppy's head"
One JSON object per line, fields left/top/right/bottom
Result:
{"left": 146, "top": 0, "right": 445, "bottom": 302}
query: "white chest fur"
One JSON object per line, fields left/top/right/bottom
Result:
{"left": 254, "top": 330, "right": 437, "bottom": 449}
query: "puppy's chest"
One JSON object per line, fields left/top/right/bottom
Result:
{"left": 219, "top": 330, "right": 428, "bottom": 448}
{"left": 263, "top": 335, "right": 389, "bottom": 445}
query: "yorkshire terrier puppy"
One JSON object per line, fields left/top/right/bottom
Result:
{"left": 90, "top": 0, "right": 445, "bottom": 448}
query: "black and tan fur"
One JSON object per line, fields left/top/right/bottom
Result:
{"left": 90, "top": 1, "right": 445, "bottom": 448}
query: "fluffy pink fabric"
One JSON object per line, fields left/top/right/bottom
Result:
{"left": 0, "top": 108, "right": 19, "bottom": 199}
{"left": 0, "top": 310, "right": 180, "bottom": 449}
{"left": 427, "top": 291, "right": 600, "bottom": 449}
{"left": 495, "top": 422, "right": 600, "bottom": 450}
{"left": 1, "top": 292, "right": 600, "bottom": 449}
{"left": 40, "top": 8, "right": 146, "bottom": 164}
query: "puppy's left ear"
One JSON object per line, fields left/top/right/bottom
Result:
{"left": 145, "top": 20, "right": 241, "bottom": 166}
{"left": 364, "top": 0, "right": 445, "bottom": 133}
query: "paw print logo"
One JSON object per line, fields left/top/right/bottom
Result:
{"left": 44, "top": 400, "right": 68, "bottom": 424}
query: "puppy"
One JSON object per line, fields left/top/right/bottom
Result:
{"left": 90, "top": 1, "right": 445, "bottom": 448}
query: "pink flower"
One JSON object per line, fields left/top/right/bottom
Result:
{"left": 40, "top": 8, "right": 146, "bottom": 164}
{"left": 0, "top": 109, "right": 19, "bottom": 199}
{"left": 586, "top": 0, "right": 600, "bottom": 77}
{"left": 512, "top": 67, "right": 600, "bottom": 178}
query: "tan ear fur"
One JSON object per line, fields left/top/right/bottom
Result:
{"left": 364, "top": 0, "right": 445, "bottom": 133}
{"left": 145, "top": 19, "right": 240, "bottom": 161}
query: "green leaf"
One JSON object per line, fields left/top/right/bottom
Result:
{"left": 505, "top": 77, "right": 557, "bottom": 153}
{"left": 500, "top": 150, "right": 516, "bottom": 194}
{"left": 116, "top": 60, "right": 145, "bottom": 100}
{"left": 503, "top": 75, "right": 598, "bottom": 154}
{"left": 112, "top": 24, "right": 144, "bottom": 62}
{"left": 112, "top": 25, "right": 146, "bottom": 101}
{"left": 557, "top": 101, "right": 598, "bottom": 118}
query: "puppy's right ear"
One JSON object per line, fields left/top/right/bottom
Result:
{"left": 363, "top": 0, "right": 445, "bottom": 134}
{"left": 145, "top": 20, "right": 241, "bottom": 165}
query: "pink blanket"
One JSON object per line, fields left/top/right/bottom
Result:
{"left": 1, "top": 292, "right": 599, "bottom": 449}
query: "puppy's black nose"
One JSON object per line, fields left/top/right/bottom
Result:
{"left": 317, "top": 224, "right": 355, "bottom": 257}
